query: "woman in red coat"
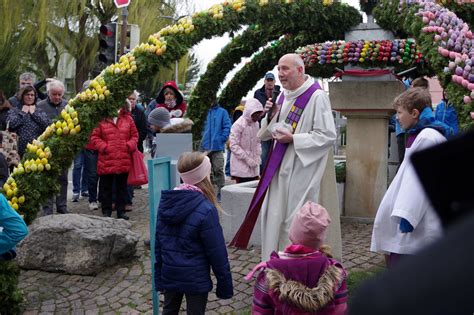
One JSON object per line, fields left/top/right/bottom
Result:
{"left": 90, "top": 102, "right": 138, "bottom": 220}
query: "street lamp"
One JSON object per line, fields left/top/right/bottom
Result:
{"left": 159, "top": 15, "right": 186, "bottom": 86}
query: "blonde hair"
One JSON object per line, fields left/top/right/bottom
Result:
{"left": 177, "top": 152, "right": 223, "bottom": 212}
{"left": 393, "top": 87, "right": 431, "bottom": 113}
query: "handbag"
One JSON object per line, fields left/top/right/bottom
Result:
{"left": 0, "top": 121, "right": 20, "bottom": 167}
{"left": 127, "top": 150, "right": 148, "bottom": 186}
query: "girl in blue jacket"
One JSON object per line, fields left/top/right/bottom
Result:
{"left": 155, "top": 152, "right": 233, "bottom": 314}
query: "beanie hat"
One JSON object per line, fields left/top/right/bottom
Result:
{"left": 288, "top": 201, "right": 331, "bottom": 249}
{"left": 148, "top": 107, "right": 170, "bottom": 128}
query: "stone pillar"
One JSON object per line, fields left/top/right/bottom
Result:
{"left": 330, "top": 81, "right": 404, "bottom": 218}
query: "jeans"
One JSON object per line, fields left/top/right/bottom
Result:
{"left": 163, "top": 292, "right": 208, "bottom": 315}
{"left": 72, "top": 150, "right": 88, "bottom": 194}
{"left": 42, "top": 169, "right": 68, "bottom": 215}
{"left": 84, "top": 150, "right": 98, "bottom": 203}
{"left": 208, "top": 151, "right": 225, "bottom": 191}
{"left": 225, "top": 149, "right": 231, "bottom": 177}
{"left": 99, "top": 173, "right": 128, "bottom": 218}
{"left": 125, "top": 185, "right": 134, "bottom": 205}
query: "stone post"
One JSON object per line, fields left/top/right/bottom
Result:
{"left": 330, "top": 81, "right": 404, "bottom": 218}
{"left": 328, "top": 20, "right": 405, "bottom": 219}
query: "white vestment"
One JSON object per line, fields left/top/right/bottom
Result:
{"left": 258, "top": 76, "right": 338, "bottom": 260}
{"left": 371, "top": 128, "right": 444, "bottom": 255}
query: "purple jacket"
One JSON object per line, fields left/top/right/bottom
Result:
{"left": 248, "top": 245, "right": 348, "bottom": 315}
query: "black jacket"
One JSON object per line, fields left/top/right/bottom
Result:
{"left": 131, "top": 106, "right": 147, "bottom": 152}
{"left": 253, "top": 84, "right": 281, "bottom": 106}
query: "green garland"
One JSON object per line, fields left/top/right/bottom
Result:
{"left": 218, "top": 3, "right": 361, "bottom": 111}
{"left": 0, "top": 261, "right": 22, "bottom": 315}
{"left": 190, "top": 1, "right": 361, "bottom": 137}
{"left": 187, "top": 24, "right": 284, "bottom": 137}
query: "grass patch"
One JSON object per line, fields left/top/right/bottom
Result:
{"left": 347, "top": 267, "right": 384, "bottom": 302}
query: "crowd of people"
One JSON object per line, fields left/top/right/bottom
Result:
{"left": 0, "top": 51, "right": 464, "bottom": 314}
{"left": 0, "top": 73, "right": 193, "bottom": 220}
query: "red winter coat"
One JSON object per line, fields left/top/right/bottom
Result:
{"left": 90, "top": 111, "right": 138, "bottom": 175}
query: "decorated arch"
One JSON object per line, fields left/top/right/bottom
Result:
{"left": 3, "top": 0, "right": 474, "bottom": 312}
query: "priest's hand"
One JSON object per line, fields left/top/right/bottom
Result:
{"left": 272, "top": 128, "right": 293, "bottom": 143}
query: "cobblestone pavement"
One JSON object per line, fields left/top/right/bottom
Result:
{"left": 19, "top": 186, "right": 384, "bottom": 314}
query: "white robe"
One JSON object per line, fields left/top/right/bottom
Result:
{"left": 258, "top": 76, "right": 338, "bottom": 260}
{"left": 371, "top": 128, "right": 444, "bottom": 255}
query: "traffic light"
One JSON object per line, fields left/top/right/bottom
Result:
{"left": 98, "top": 23, "right": 117, "bottom": 65}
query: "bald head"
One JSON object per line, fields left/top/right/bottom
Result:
{"left": 278, "top": 54, "right": 306, "bottom": 90}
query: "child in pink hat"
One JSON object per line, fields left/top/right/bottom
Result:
{"left": 246, "top": 201, "right": 348, "bottom": 315}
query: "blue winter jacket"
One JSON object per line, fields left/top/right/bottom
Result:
{"left": 201, "top": 105, "right": 231, "bottom": 152}
{"left": 0, "top": 194, "right": 28, "bottom": 255}
{"left": 154, "top": 190, "right": 233, "bottom": 299}
{"left": 435, "top": 100, "right": 459, "bottom": 136}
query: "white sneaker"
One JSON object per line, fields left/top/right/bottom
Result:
{"left": 72, "top": 193, "right": 79, "bottom": 202}
{"left": 89, "top": 202, "right": 99, "bottom": 210}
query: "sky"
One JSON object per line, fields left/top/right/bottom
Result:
{"left": 189, "top": 0, "right": 362, "bottom": 99}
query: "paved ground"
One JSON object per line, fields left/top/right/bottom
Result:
{"left": 19, "top": 186, "right": 384, "bottom": 315}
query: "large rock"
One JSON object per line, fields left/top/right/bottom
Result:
{"left": 17, "top": 214, "right": 139, "bottom": 275}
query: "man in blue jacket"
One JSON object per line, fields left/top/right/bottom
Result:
{"left": 201, "top": 102, "right": 231, "bottom": 201}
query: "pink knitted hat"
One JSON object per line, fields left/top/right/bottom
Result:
{"left": 288, "top": 201, "right": 331, "bottom": 249}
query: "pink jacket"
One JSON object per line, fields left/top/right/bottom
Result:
{"left": 247, "top": 245, "right": 348, "bottom": 315}
{"left": 229, "top": 98, "right": 263, "bottom": 178}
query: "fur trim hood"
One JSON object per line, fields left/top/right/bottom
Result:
{"left": 161, "top": 118, "right": 193, "bottom": 133}
{"left": 266, "top": 264, "right": 344, "bottom": 312}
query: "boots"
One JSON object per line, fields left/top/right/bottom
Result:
{"left": 116, "top": 207, "right": 129, "bottom": 220}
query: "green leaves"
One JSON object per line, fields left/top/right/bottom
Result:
{"left": 188, "top": 0, "right": 361, "bottom": 138}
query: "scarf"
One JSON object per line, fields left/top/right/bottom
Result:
{"left": 407, "top": 107, "right": 453, "bottom": 138}
{"left": 164, "top": 99, "right": 176, "bottom": 109}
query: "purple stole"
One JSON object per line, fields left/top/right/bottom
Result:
{"left": 230, "top": 82, "right": 321, "bottom": 248}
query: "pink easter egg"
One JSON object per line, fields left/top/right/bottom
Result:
{"left": 442, "top": 49, "right": 450, "bottom": 58}
{"left": 470, "top": 112, "right": 474, "bottom": 119}
{"left": 464, "top": 96, "right": 471, "bottom": 104}
{"left": 462, "top": 79, "right": 469, "bottom": 88}
{"left": 467, "top": 83, "right": 474, "bottom": 90}
{"left": 449, "top": 51, "right": 456, "bottom": 59}
{"left": 467, "top": 31, "right": 473, "bottom": 39}
{"left": 434, "top": 35, "right": 441, "bottom": 41}
{"left": 422, "top": 17, "right": 429, "bottom": 24}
